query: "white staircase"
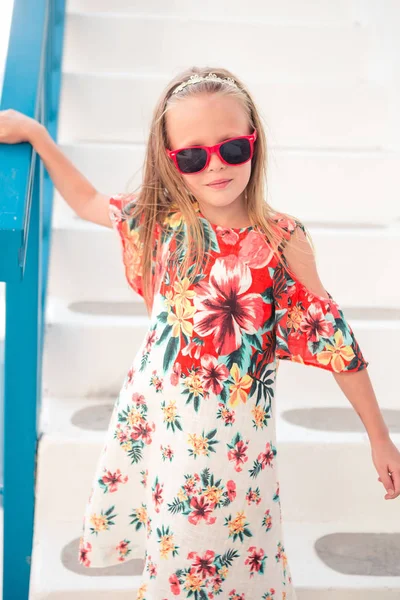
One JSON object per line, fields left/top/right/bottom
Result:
{"left": 28, "top": 1, "right": 400, "bottom": 598}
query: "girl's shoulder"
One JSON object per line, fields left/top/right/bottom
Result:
{"left": 268, "top": 210, "right": 306, "bottom": 249}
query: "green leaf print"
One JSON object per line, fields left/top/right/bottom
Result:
{"left": 198, "top": 217, "right": 220, "bottom": 252}
{"left": 167, "top": 497, "right": 185, "bottom": 515}
{"left": 200, "top": 467, "right": 210, "bottom": 487}
{"left": 224, "top": 343, "right": 247, "bottom": 370}
{"left": 156, "top": 323, "right": 173, "bottom": 346}
{"left": 163, "top": 335, "right": 179, "bottom": 371}
{"left": 243, "top": 332, "right": 263, "bottom": 351}
{"left": 157, "top": 310, "right": 169, "bottom": 323}
{"left": 220, "top": 548, "right": 240, "bottom": 567}
{"left": 127, "top": 443, "right": 143, "bottom": 464}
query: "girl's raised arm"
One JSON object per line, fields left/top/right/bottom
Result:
{"left": 0, "top": 109, "right": 111, "bottom": 228}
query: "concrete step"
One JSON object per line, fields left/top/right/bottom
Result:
{"left": 54, "top": 139, "right": 400, "bottom": 224}
{"left": 28, "top": 513, "right": 400, "bottom": 599}
{"left": 66, "top": 0, "right": 360, "bottom": 25}
{"left": 35, "top": 394, "right": 400, "bottom": 527}
{"left": 42, "top": 297, "right": 148, "bottom": 398}
{"left": 58, "top": 72, "right": 394, "bottom": 148}
{"left": 62, "top": 14, "right": 373, "bottom": 84}
{"left": 49, "top": 193, "right": 400, "bottom": 307}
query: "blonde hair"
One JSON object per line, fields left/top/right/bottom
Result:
{"left": 119, "top": 66, "right": 315, "bottom": 313}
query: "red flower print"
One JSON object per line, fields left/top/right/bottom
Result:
{"left": 126, "top": 365, "right": 135, "bottom": 385}
{"left": 298, "top": 303, "right": 334, "bottom": 343}
{"left": 78, "top": 538, "right": 92, "bottom": 567}
{"left": 215, "top": 226, "right": 239, "bottom": 245}
{"left": 169, "top": 573, "right": 181, "bottom": 596}
{"left": 227, "top": 439, "right": 249, "bottom": 472}
{"left": 187, "top": 549, "right": 217, "bottom": 578}
{"left": 132, "top": 392, "right": 146, "bottom": 405}
{"left": 239, "top": 229, "right": 274, "bottom": 269}
{"left": 170, "top": 361, "right": 181, "bottom": 386}
{"left": 245, "top": 546, "right": 266, "bottom": 575}
{"left": 152, "top": 481, "right": 164, "bottom": 512}
{"left": 257, "top": 442, "right": 276, "bottom": 469}
{"left": 226, "top": 479, "right": 237, "bottom": 502}
{"left": 116, "top": 539, "right": 130, "bottom": 561}
{"left": 100, "top": 468, "right": 128, "bottom": 492}
{"left": 193, "top": 255, "right": 264, "bottom": 355}
{"left": 188, "top": 495, "right": 217, "bottom": 525}
{"left": 199, "top": 354, "right": 230, "bottom": 395}
{"left": 144, "top": 329, "right": 157, "bottom": 352}
{"left": 181, "top": 340, "right": 202, "bottom": 359}
{"left": 131, "top": 421, "right": 155, "bottom": 444}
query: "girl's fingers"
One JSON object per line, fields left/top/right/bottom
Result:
{"left": 389, "top": 470, "right": 400, "bottom": 499}
{"left": 377, "top": 472, "right": 398, "bottom": 499}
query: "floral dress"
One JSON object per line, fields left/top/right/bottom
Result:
{"left": 78, "top": 194, "right": 368, "bottom": 600}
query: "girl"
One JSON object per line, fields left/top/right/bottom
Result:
{"left": 1, "top": 66, "right": 399, "bottom": 600}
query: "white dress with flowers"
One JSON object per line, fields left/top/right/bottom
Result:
{"left": 78, "top": 194, "right": 369, "bottom": 600}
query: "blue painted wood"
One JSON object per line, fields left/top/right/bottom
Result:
{"left": 0, "top": 0, "right": 66, "bottom": 597}
{"left": 4, "top": 150, "right": 42, "bottom": 600}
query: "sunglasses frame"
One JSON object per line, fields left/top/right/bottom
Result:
{"left": 166, "top": 129, "right": 258, "bottom": 175}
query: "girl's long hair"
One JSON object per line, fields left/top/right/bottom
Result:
{"left": 119, "top": 65, "right": 315, "bottom": 313}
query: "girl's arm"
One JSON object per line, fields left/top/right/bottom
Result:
{"left": 283, "top": 224, "right": 399, "bottom": 499}
{"left": 29, "top": 123, "right": 111, "bottom": 228}
{"left": 0, "top": 110, "right": 111, "bottom": 228}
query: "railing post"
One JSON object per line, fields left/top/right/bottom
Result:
{"left": 3, "top": 153, "right": 43, "bottom": 600}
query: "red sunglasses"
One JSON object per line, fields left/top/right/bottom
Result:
{"left": 166, "top": 129, "right": 257, "bottom": 175}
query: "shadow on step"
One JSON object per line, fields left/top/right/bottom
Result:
{"left": 62, "top": 538, "right": 145, "bottom": 576}
{"left": 282, "top": 407, "right": 400, "bottom": 432}
{"left": 315, "top": 532, "right": 400, "bottom": 576}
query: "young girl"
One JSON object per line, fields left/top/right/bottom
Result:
{"left": 1, "top": 66, "right": 399, "bottom": 600}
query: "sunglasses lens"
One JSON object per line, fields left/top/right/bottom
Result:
{"left": 176, "top": 148, "right": 207, "bottom": 173}
{"left": 220, "top": 138, "right": 251, "bottom": 165}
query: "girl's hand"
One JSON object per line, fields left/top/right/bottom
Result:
{"left": 0, "top": 108, "right": 41, "bottom": 145}
{"left": 371, "top": 436, "right": 400, "bottom": 499}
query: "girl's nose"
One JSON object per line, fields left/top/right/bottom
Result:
{"left": 207, "top": 149, "right": 225, "bottom": 170}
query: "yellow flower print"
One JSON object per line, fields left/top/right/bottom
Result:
{"left": 228, "top": 363, "right": 253, "bottom": 407}
{"left": 159, "top": 534, "right": 176, "bottom": 559}
{"left": 184, "top": 571, "right": 203, "bottom": 592}
{"left": 136, "top": 582, "right": 147, "bottom": 600}
{"left": 287, "top": 303, "right": 303, "bottom": 331}
{"left": 177, "top": 488, "right": 188, "bottom": 502}
{"left": 227, "top": 511, "right": 247, "bottom": 535}
{"left": 218, "top": 565, "right": 229, "bottom": 578}
{"left": 187, "top": 433, "right": 209, "bottom": 457}
{"left": 121, "top": 441, "right": 133, "bottom": 452}
{"left": 165, "top": 210, "right": 183, "bottom": 228}
{"left": 251, "top": 404, "right": 266, "bottom": 428}
{"left": 162, "top": 399, "right": 178, "bottom": 423}
{"left": 203, "top": 485, "right": 224, "bottom": 505}
{"left": 127, "top": 407, "right": 143, "bottom": 427}
{"left": 316, "top": 329, "right": 355, "bottom": 372}
{"left": 135, "top": 506, "right": 148, "bottom": 525}
{"left": 164, "top": 289, "right": 175, "bottom": 309}
{"left": 125, "top": 229, "right": 144, "bottom": 278}
{"left": 184, "top": 371, "right": 204, "bottom": 397}
{"left": 89, "top": 514, "right": 108, "bottom": 533}
{"left": 173, "top": 277, "right": 196, "bottom": 310}
{"left": 167, "top": 302, "right": 196, "bottom": 337}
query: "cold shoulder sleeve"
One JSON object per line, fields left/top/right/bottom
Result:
{"left": 272, "top": 215, "right": 369, "bottom": 373}
{"left": 109, "top": 193, "right": 162, "bottom": 301}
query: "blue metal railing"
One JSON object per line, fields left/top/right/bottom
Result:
{"left": 0, "top": 1, "right": 65, "bottom": 598}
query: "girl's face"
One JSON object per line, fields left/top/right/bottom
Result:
{"left": 166, "top": 93, "right": 252, "bottom": 211}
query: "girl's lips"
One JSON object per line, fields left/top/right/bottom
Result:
{"left": 207, "top": 179, "right": 232, "bottom": 189}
